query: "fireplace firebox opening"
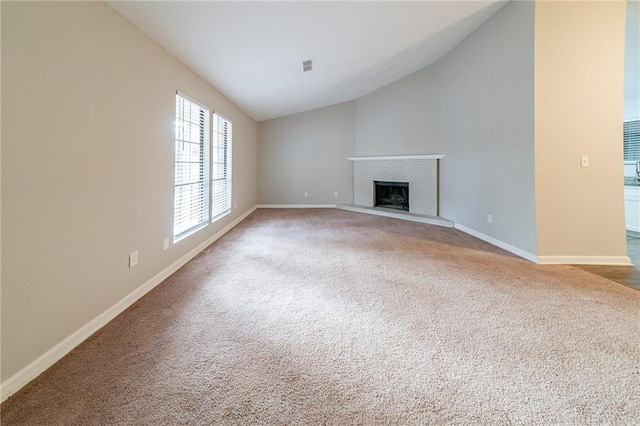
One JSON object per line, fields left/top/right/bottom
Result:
{"left": 374, "top": 181, "right": 409, "bottom": 211}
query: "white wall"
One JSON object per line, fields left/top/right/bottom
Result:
{"left": 436, "top": 1, "right": 537, "bottom": 256}
{"left": 534, "top": 0, "right": 627, "bottom": 259}
{"left": 258, "top": 102, "right": 355, "bottom": 205}
{"left": 356, "top": 65, "right": 440, "bottom": 156}
{"left": 1, "top": 2, "right": 257, "bottom": 383}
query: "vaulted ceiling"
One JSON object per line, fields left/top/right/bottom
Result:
{"left": 108, "top": 1, "right": 506, "bottom": 121}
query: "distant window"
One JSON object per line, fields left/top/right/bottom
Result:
{"left": 174, "top": 93, "right": 210, "bottom": 242}
{"left": 624, "top": 119, "right": 640, "bottom": 161}
{"left": 211, "top": 113, "right": 232, "bottom": 220}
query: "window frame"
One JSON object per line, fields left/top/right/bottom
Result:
{"left": 211, "top": 112, "right": 233, "bottom": 221}
{"left": 173, "top": 92, "right": 211, "bottom": 243}
{"left": 173, "top": 92, "right": 233, "bottom": 243}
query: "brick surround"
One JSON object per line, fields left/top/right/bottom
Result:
{"left": 353, "top": 158, "right": 439, "bottom": 216}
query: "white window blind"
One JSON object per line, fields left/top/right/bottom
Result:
{"left": 174, "top": 93, "right": 210, "bottom": 241}
{"left": 211, "top": 113, "right": 232, "bottom": 219}
{"left": 624, "top": 119, "right": 640, "bottom": 161}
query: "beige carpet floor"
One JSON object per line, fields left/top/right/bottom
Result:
{"left": 2, "top": 208, "right": 639, "bottom": 425}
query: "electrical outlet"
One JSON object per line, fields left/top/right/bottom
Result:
{"left": 304, "top": 192, "right": 308, "bottom": 198}
{"left": 163, "top": 238, "right": 169, "bottom": 251}
{"left": 234, "top": 202, "right": 238, "bottom": 210}
{"left": 129, "top": 250, "right": 139, "bottom": 268}
{"left": 581, "top": 156, "right": 589, "bottom": 167}
{"left": 334, "top": 192, "right": 338, "bottom": 197}
{"left": 487, "top": 214, "right": 493, "bottom": 224}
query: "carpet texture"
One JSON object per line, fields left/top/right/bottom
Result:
{"left": 2, "top": 208, "right": 639, "bottom": 424}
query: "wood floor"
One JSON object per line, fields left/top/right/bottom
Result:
{"left": 575, "top": 236, "right": 640, "bottom": 291}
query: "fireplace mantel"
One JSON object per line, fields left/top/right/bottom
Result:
{"left": 347, "top": 154, "right": 445, "bottom": 161}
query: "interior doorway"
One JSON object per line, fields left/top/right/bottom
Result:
{"left": 623, "top": 1, "right": 639, "bottom": 273}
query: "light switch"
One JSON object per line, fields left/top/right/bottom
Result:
{"left": 581, "top": 156, "right": 589, "bottom": 167}
{"left": 129, "top": 250, "right": 139, "bottom": 268}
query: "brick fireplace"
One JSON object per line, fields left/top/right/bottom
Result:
{"left": 349, "top": 155, "right": 444, "bottom": 217}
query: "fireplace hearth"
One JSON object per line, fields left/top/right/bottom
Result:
{"left": 374, "top": 181, "right": 409, "bottom": 211}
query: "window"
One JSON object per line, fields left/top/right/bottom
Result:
{"left": 173, "top": 93, "right": 233, "bottom": 242}
{"left": 624, "top": 119, "right": 640, "bottom": 161}
{"left": 212, "top": 113, "right": 232, "bottom": 219}
{"left": 174, "top": 93, "right": 210, "bottom": 241}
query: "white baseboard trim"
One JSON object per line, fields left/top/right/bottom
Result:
{"left": 0, "top": 206, "right": 258, "bottom": 403}
{"left": 537, "top": 256, "right": 633, "bottom": 266}
{"left": 256, "top": 204, "right": 337, "bottom": 208}
{"left": 453, "top": 223, "right": 539, "bottom": 263}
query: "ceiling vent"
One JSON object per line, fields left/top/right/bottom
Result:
{"left": 302, "top": 59, "right": 313, "bottom": 72}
